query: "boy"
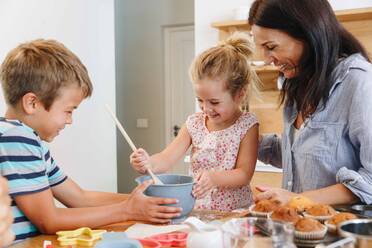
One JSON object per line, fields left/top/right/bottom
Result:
{"left": 0, "top": 39, "right": 181, "bottom": 243}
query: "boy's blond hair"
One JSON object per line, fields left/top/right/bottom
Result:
{"left": 189, "top": 32, "right": 259, "bottom": 109}
{"left": 0, "top": 39, "right": 93, "bottom": 110}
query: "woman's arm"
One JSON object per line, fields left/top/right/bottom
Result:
{"left": 334, "top": 71, "right": 372, "bottom": 204}
{"left": 302, "top": 184, "right": 358, "bottom": 205}
{"left": 254, "top": 183, "right": 358, "bottom": 205}
{"left": 258, "top": 133, "right": 282, "bottom": 168}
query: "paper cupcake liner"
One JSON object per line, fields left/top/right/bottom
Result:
{"left": 294, "top": 225, "right": 327, "bottom": 240}
{"left": 303, "top": 212, "right": 336, "bottom": 223}
{"left": 324, "top": 220, "right": 337, "bottom": 234}
{"left": 248, "top": 204, "right": 271, "bottom": 218}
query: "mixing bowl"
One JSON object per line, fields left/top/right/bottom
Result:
{"left": 135, "top": 174, "right": 195, "bottom": 222}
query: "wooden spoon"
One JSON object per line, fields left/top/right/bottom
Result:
{"left": 105, "top": 104, "right": 164, "bottom": 185}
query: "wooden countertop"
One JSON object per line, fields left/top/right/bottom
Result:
{"left": 9, "top": 208, "right": 272, "bottom": 248}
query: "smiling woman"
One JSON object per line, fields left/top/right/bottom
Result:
{"left": 250, "top": 26, "right": 304, "bottom": 79}
{"left": 248, "top": 0, "right": 372, "bottom": 206}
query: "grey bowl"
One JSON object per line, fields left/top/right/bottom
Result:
{"left": 135, "top": 174, "right": 195, "bottom": 222}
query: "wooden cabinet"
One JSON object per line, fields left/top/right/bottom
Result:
{"left": 211, "top": 7, "right": 372, "bottom": 135}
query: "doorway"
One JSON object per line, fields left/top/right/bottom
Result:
{"left": 164, "top": 25, "right": 195, "bottom": 174}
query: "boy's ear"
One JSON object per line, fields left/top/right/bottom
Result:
{"left": 21, "top": 92, "right": 40, "bottom": 114}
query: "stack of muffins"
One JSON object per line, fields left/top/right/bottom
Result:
{"left": 249, "top": 196, "right": 358, "bottom": 245}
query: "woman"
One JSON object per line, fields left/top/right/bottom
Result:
{"left": 249, "top": 0, "right": 372, "bottom": 205}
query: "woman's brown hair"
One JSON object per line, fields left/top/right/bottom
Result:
{"left": 249, "top": 0, "right": 369, "bottom": 117}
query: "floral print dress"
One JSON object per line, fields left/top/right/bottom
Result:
{"left": 186, "top": 112, "right": 258, "bottom": 211}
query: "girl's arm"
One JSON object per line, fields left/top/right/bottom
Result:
{"left": 15, "top": 179, "right": 182, "bottom": 234}
{"left": 211, "top": 123, "right": 259, "bottom": 187}
{"left": 145, "top": 125, "right": 192, "bottom": 173}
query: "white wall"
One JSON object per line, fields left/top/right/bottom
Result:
{"left": 0, "top": 0, "right": 117, "bottom": 192}
{"left": 195, "top": 0, "right": 372, "bottom": 54}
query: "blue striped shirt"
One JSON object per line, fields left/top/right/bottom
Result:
{"left": 259, "top": 54, "right": 372, "bottom": 204}
{"left": 0, "top": 118, "right": 67, "bottom": 242}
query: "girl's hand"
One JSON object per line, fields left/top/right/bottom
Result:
{"left": 193, "top": 171, "right": 215, "bottom": 199}
{"left": 130, "top": 148, "right": 151, "bottom": 174}
{"left": 253, "top": 185, "right": 299, "bottom": 205}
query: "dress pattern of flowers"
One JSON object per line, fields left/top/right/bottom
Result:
{"left": 186, "top": 112, "right": 258, "bottom": 211}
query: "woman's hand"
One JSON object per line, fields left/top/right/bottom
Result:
{"left": 0, "top": 177, "right": 15, "bottom": 247}
{"left": 130, "top": 148, "right": 151, "bottom": 174}
{"left": 123, "top": 180, "right": 182, "bottom": 223}
{"left": 193, "top": 171, "right": 215, "bottom": 199}
{"left": 254, "top": 185, "right": 299, "bottom": 205}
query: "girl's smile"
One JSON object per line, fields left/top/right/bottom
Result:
{"left": 193, "top": 78, "right": 243, "bottom": 131}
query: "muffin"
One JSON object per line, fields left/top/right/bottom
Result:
{"left": 270, "top": 206, "right": 301, "bottom": 224}
{"left": 294, "top": 218, "right": 327, "bottom": 240}
{"left": 286, "top": 196, "right": 315, "bottom": 212}
{"left": 254, "top": 199, "right": 281, "bottom": 212}
{"left": 304, "top": 204, "right": 336, "bottom": 222}
{"left": 249, "top": 199, "right": 281, "bottom": 217}
{"left": 325, "top": 212, "right": 358, "bottom": 233}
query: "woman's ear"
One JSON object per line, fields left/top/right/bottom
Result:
{"left": 21, "top": 92, "right": 39, "bottom": 114}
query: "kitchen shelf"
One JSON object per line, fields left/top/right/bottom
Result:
{"left": 211, "top": 7, "right": 372, "bottom": 59}
{"left": 211, "top": 7, "right": 372, "bottom": 35}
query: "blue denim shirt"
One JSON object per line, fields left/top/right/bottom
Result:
{"left": 259, "top": 54, "right": 372, "bottom": 204}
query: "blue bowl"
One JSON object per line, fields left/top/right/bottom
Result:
{"left": 135, "top": 174, "right": 195, "bottom": 222}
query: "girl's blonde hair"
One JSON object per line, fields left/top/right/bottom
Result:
{"left": 189, "top": 32, "right": 259, "bottom": 110}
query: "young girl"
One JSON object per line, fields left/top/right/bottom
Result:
{"left": 130, "top": 32, "right": 259, "bottom": 211}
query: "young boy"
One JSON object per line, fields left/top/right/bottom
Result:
{"left": 0, "top": 39, "right": 181, "bottom": 243}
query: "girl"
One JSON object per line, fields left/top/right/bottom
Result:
{"left": 130, "top": 32, "right": 259, "bottom": 211}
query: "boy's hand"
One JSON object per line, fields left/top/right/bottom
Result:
{"left": 192, "top": 170, "right": 215, "bottom": 199}
{"left": 0, "top": 177, "right": 15, "bottom": 246}
{"left": 130, "top": 148, "right": 151, "bottom": 174}
{"left": 123, "top": 180, "right": 182, "bottom": 223}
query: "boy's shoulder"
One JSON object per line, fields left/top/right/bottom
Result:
{"left": 0, "top": 117, "right": 42, "bottom": 147}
